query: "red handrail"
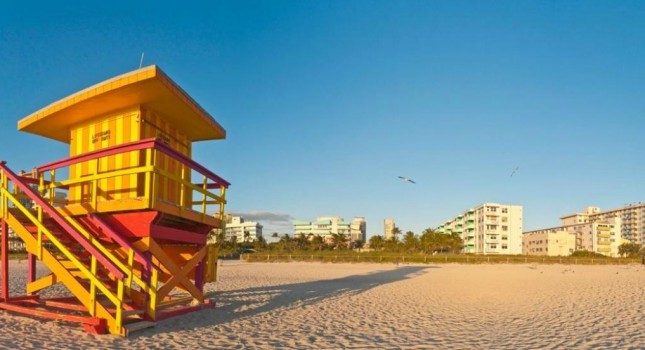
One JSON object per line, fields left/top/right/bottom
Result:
{"left": 0, "top": 162, "right": 125, "bottom": 280}
{"left": 37, "top": 138, "right": 230, "bottom": 188}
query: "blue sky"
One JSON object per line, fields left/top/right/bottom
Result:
{"left": 1, "top": 1, "right": 644, "bottom": 237}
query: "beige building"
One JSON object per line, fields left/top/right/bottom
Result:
{"left": 350, "top": 217, "right": 367, "bottom": 242}
{"left": 523, "top": 221, "right": 621, "bottom": 257}
{"left": 436, "top": 203, "right": 523, "bottom": 255}
{"left": 523, "top": 229, "right": 576, "bottom": 256}
{"left": 561, "top": 203, "right": 644, "bottom": 244}
{"left": 384, "top": 218, "right": 396, "bottom": 240}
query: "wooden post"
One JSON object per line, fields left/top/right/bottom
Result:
{"left": 1, "top": 219, "right": 8, "bottom": 301}
{"left": 27, "top": 253, "right": 36, "bottom": 286}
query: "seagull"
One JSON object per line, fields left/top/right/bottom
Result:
{"left": 398, "top": 176, "right": 416, "bottom": 184}
{"left": 510, "top": 166, "right": 519, "bottom": 178}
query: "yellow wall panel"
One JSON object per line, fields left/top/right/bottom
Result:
{"left": 68, "top": 108, "right": 140, "bottom": 205}
{"left": 66, "top": 105, "right": 193, "bottom": 212}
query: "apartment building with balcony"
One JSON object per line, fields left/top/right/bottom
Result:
{"left": 560, "top": 203, "right": 645, "bottom": 244}
{"left": 523, "top": 221, "right": 621, "bottom": 257}
{"left": 225, "top": 216, "right": 263, "bottom": 242}
{"left": 436, "top": 203, "right": 523, "bottom": 255}
{"left": 294, "top": 216, "right": 365, "bottom": 242}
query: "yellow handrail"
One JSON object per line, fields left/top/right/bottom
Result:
{"left": 0, "top": 187, "right": 122, "bottom": 308}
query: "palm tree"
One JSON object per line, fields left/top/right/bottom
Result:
{"left": 331, "top": 233, "right": 347, "bottom": 250}
{"left": 311, "top": 235, "right": 324, "bottom": 251}
{"left": 403, "top": 231, "right": 418, "bottom": 253}
{"left": 369, "top": 235, "right": 385, "bottom": 250}
{"left": 243, "top": 230, "right": 251, "bottom": 243}
{"left": 618, "top": 242, "right": 642, "bottom": 257}
{"left": 392, "top": 226, "right": 402, "bottom": 241}
{"left": 277, "top": 233, "right": 292, "bottom": 252}
{"left": 295, "top": 234, "right": 308, "bottom": 250}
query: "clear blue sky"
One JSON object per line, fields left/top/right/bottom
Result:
{"left": 1, "top": 1, "right": 644, "bottom": 237}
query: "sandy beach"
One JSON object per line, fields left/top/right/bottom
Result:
{"left": 0, "top": 261, "right": 643, "bottom": 349}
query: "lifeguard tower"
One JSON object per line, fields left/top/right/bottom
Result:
{"left": 0, "top": 65, "right": 229, "bottom": 335}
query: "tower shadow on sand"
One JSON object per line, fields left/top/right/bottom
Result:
{"left": 137, "top": 265, "right": 436, "bottom": 336}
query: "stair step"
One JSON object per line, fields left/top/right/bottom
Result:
{"left": 122, "top": 308, "right": 145, "bottom": 317}
{"left": 124, "top": 321, "right": 155, "bottom": 335}
{"left": 57, "top": 255, "right": 92, "bottom": 262}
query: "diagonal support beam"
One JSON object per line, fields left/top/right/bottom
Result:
{"left": 149, "top": 240, "right": 205, "bottom": 302}
{"left": 27, "top": 274, "right": 58, "bottom": 294}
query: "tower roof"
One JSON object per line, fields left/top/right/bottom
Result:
{"left": 18, "top": 65, "right": 225, "bottom": 143}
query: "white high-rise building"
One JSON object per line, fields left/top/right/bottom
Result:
{"left": 225, "top": 216, "right": 263, "bottom": 243}
{"left": 436, "top": 203, "right": 523, "bottom": 255}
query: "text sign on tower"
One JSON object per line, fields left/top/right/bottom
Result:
{"left": 91, "top": 130, "right": 111, "bottom": 144}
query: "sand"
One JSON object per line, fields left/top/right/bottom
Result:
{"left": 0, "top": 260, "right": 643, "bottom": 349}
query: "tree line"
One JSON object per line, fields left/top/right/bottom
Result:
{"left": 213, "top": 227, "right": 463, "bottom": 255}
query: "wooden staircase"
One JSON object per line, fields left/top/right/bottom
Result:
{"left": 0, "top": 164, "right": 157, "bottom": 336}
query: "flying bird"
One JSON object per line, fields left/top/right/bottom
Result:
{"left": 398, "top": 176, "right": 416, "bottom": 184}
{"left": 510, "top": 166, "right": 519, "bottom": 178}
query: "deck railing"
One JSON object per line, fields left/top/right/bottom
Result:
{"left": 34, "top": 138, "right": 229, "bottom": 223}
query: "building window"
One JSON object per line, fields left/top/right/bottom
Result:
{"left": 502, "top": 208, "right": 508, "bottom": 213}
{"left": 502, "top": 236, "right": 508, "bottom": 240}
{"left": 502, "top": 226, "right": 508, "bottom": 231}
{"left": 502, "top": 244, "right": 508, "bottom": 249}
{"left": 490, "top": 244, "right": 497, "bottom": 249}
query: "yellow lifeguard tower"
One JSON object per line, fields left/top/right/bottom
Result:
{"left": 0, "top": 65, "right": 229, "bottom": 335}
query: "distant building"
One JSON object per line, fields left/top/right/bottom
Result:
{"left": 350, "top": 217, "right": 367, "bottom": 242}
{"left": 523, "top": 221, "right": 622, "bottom": 257}
{"left": 293, "top": 216, "right": 365, "bottom": 242}
{"left": 436, "top": 203, "right": 523, "bottom": 255}
{"left": 225, "top": 216, "right": 263, "bottom": 243}
{"left": 561, "top": 204, "right": 645, "bottom": 244}
{"left": 522, "top": 229, "right": 576, "bottom": 256}
{"left": 384, "top": 218, "right": 396, "bottom": 240}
